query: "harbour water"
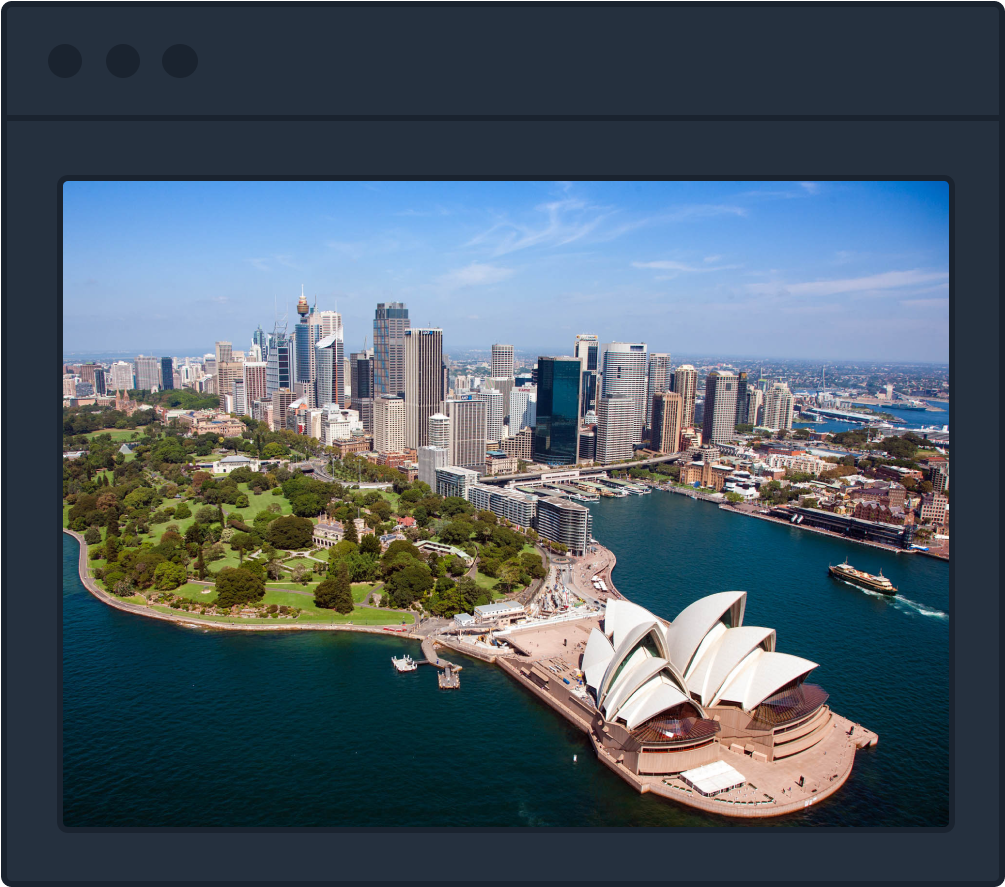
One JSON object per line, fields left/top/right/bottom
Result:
{"left": 795, "top": 398, "right": 949, "bottom": 435}
{"left": 62, "top": 493, "right": 949, "bottom": 827}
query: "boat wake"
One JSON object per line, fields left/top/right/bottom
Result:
{"left": 835, "top": 579, "right": 949, "bottom": 620}
{"left": 891, "top": 595, "right": 949, "bottom": 621}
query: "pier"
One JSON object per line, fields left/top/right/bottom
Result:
{"left": 420, "top": 636, "right": 462, "bottom": 672}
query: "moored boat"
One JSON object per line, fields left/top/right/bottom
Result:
{"left": 828, "top": 561, "right": 897, "bottom": 595}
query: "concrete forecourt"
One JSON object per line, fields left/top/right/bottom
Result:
{"left": 66, "top": 528, "right": 876, "bottom": 819}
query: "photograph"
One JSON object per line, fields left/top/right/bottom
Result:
{"left": 60, "top": 179, "right": 949, "bottom": 828}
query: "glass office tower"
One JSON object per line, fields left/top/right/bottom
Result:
{"left": 533, "top": 356, "right": 582, "bottom": 466}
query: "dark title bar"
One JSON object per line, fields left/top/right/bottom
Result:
{"left": 4, "top": 4, "right": 1000, "bottom": 118}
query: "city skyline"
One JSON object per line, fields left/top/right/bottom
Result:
{"left": 63, "top": 180, "right": 949, "bottom": 361}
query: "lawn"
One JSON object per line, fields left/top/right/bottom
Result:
{"left": 149, "top": 585, "right": 411, "bottom": 626}
{"left": 225, "top": 483, "right": 293, "bottom": 523}
{"left": 374, "top": 490, "right": 402, "bottom": 512}
{"left": 84, "top": 428, "right": 142, "bottom": 442}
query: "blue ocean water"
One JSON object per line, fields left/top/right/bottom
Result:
{"left": 62, "top": 496, "right": 949, "bottom": 827}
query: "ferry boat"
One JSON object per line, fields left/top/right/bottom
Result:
{"left": 391, "top": 654, "right": 418, "bottom": 672}
{"left": 828, "top": 561, "right": 897, "bottom": 596}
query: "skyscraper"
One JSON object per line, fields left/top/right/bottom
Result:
{"left": 109, "top": 360, "right": 134, "bottom": 391}
{"left": 404, "top": 328, "right": 443, "bottom": 449}
{"left": 487, "top": 376, "right": 515, "bottom": 424}
{"left": 253, "top": 326, "right": 268, "bottom": 363}
{"left": 650, "top": 391, "right": 684, "bottom": 454}
{"left": 595, "top": 396, "right": 637, "bottom": 464}
{"left": 533, "top": 356, "right": 582, "bottom": 466}
{"left": 490, "top": 343, "right": 514, "bottom": 379}
{"left": 373, "top": 302, "right": 410, "bottom": 397}
{"left": 703, "top": 370, "right": 739, "bottom": 445}
{"left": 746, "top": 388, "right": 764, "bottom": 427}
{"left": 265, "top": 329, "right": 292, "bottom": 396}
{"left": 509, "top": 387, "right": 537, "bottom": 431}
{"left": 646, "top": 353, "right": 672, "bottom": 429}
{"left": 160, "top": 357, "right": 175, "bottom": 390}
{"left": 243, "top": 362, "right": 268, "bottom": 413}
{"left": 445, "top": 397, "right": 488, "bottom": 474}
{"left": 78, "top": 363, "right": 107, "bottom": 395}
{"left": 575, "top": 333, "right": 601, "bottom": 416}
{"left": 350, "top": 350, "right": 375, "bottom": 434}
{"left": 763, "top": 382, "right": 795, "bottom": 431}
{"left": 315, "top": 333, "right": 345, "bottom": 408}
{"left": 600, "top": 342, "right": 648, "bottom": 443}
{"left": 735, "top": 371, "right": 749, "bottom": 427}
{"left": 474, "top": 388, "right": 504, "bottom": 442}
{"left": 374, "top": 395, "right": 406, "bottom": 453}
{"left": 574, "top": 334, "right": 599, "bottom": 372}
{"left": 429, "top": 412, "right": 451, "bottom": 449}
{"left": 215, "top": 341, "right": 233, "bottom": 365}
{"left": 217, "top": 361, "right": 244, "bottom": 407}
{"left": 134, "top": 356, "right": 161, "bottom": 391}
{"left": 673, "top": 364, "right": 698, "bottom": 429}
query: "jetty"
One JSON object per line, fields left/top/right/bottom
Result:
{"left": 420, "top": 636, "right": 462, "bottom": 673}
{"left": 437, "top": 663, "right": 460, "bottom": 689}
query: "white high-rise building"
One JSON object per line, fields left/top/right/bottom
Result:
{"left": 215, "top": 341, "right": 233, "bottom": 365}
{"left": 474, "top": 388, "right": 505, "bottom": 443}
{"left": 600, "top": 342, "right": 648, "bottom": 443}
{"left": 490, "top": 343, "right": 514, "bottom": 379}
{"left": 134, "top": 355, "right": 161, "bottom": 391}
{"left": 374, "top": 395, "right": 406, "bottom": 453}
{"left": 673, "top": 364, "right": 698, "bottom": 430}
{"left": 320, "top": 405, "right": 363, "bottom": 444}
{"left": 429, "top": 412, "right": 451, "bottom": 449}
{"left": 595, "top": 396, "right": 637, "bottom": 465}
{"left": 445, "top": 397, "right": 488, "bottom": 474}
{"left": 109, "top": 360, "right": 134, "bottom": 391}
{"left": 509, "top": 386, "right": 537, "bottom": 431}
{"left": 574, "top": 334, "right": 600, "bottom": 372}
{"left": 763, "top": 382, "right": 795, "bottom": 431}
{"left": 418, "top": 446, "right": 449, "bottom": 489}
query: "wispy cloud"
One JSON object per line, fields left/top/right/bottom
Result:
{"left": 632, "top": 259, "right": 742, "bottom": 274}
{"left": 746, "top": 269, "right": 947, "bottom": 298}
{"left": 435, "top": 262, "right": 514, "bottom": 289}
{"left": 703, "top": 255, "right": 722, "bottom": 264}
{"left": 800, "top": 181, "right": 821, "bottom": 194}
{"left": 900, "top": 297, "right": 949, "bottom": 308}
{"left": 248, "top": 258, "right": 271, "bottom": 271}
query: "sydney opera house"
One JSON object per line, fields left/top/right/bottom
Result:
{"left": 581, "top": 591, "right": 838, "bottom": 775}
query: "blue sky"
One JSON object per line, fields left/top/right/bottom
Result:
{"left": 62, "top": 180, "right": 949, "bottom": 361}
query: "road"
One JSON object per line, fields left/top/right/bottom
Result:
{"left": 477, "top": 453, "right": 683, "bottom": 486}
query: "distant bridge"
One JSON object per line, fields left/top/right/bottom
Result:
{"left": 478, "top": 453, "right": 683, "bottom": 486}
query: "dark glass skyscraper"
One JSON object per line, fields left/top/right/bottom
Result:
{"left": 160, "top": 357, "right": 174, "bottom": 390}
{"left": 533, "top": 356, "right": 582, "bottom": 466}
{"left": 266, "top": 330, "right": 292, "bottom": 396}
{"left": 373, "top": 302, "right": 410, "bottom": 398}
{"left": 735, "top": 371, "right": 749, "bottom": 426}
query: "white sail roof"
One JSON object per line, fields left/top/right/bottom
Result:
{"left": 582, "top": 629, "right": 616, "bottom": 692}
{"left": 602, "top": 656, "right": 671, "bottom": 721}
{"left": 597, "top": 618, "right": 669, "bottom": 706}
{"left": 620, "top": 678, "right": 691, "bottom": 731}
{"left": 714, "top": 650, "right": 818, "bottom": 711}
{"left": 666, "top": 590, "right": 747, "bottom": 675}
{"left": 603, "top": 598, "right": 660, "bottom": 649}
{"left": 685, "top": 626, "right": 777, "bottom": 706}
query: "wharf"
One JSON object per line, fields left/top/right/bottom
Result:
{"left": 420, "top": 636, "right": 462, "bottom": 671}
{"left": 437, "top": 664, "right": 460, "bottom": 689}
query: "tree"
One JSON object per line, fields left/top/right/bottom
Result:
{"left": 498, "top": 559, "right": 522, "bottom": 593}
{"left": 343, "top": 518, "right": 359, "bottom": 544}
{"left": 214, "top": 567, "right": 265, "bottom": 608}
{"left": 195, "top": 505, "right": 218, "bottom": 525}
{"left": 315, "top": 562, "right": 353, "bottom": 613}
{"left": 154, "top": 561, "right": 188, "bottom": 590}
{"left": 262, "top": 442, "right": 288, "bottom": 459}
{"left": 359, "top": 534, "right": 382, "bottom": 557}
{"left": 230, "top": 532, "right": 256, "bottom": 564}
{"left": 83, "top": 526, "right": 102, "bottom": 545}
{"left": 440, "top": 520, "right": 473, "bottom": 546}
{"left": 195, "top": 546, "right": 207, "bottom": 580}
{"left": 265, "top": 515, "right": 314, "bottom": 550}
